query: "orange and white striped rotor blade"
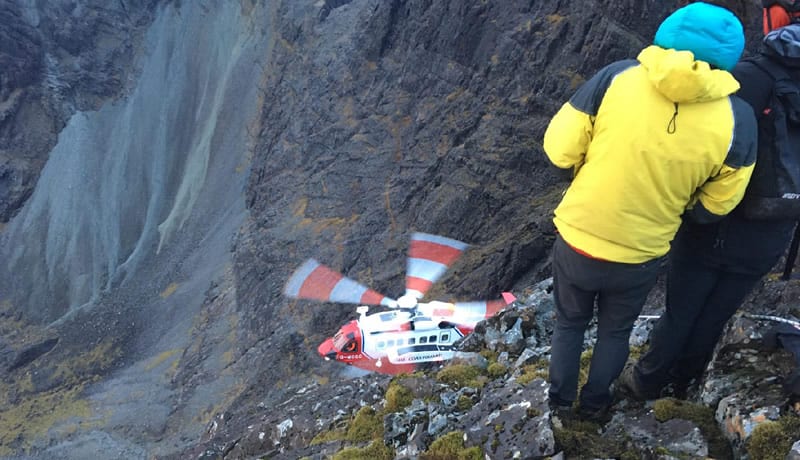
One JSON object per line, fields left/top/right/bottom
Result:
{"left": 451, "top": 299, "right": 510, "bottom": 323}
{"left": 405, "top": 233, "right": 468, "bottom": 299}
{"left": 284, "top": 259, "right": 396, "bottom": 307}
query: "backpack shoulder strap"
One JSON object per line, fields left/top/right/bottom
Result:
{"left": 747, "top": 55, "right": 792, "bottom": 83}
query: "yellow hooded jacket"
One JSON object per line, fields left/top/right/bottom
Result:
{"left": 544, "top": 46, "right": 758, "bottom": 263}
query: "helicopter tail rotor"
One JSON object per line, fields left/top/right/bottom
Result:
{"left": 284, "top": 259, "right": 397, "bottom": 307}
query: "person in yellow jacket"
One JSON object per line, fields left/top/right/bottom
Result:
{"left": 543, "top": 1, "right": 757, "bottom": 421}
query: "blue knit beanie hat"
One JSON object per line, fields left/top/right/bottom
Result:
{"left": 654, "top": 2, "right": 745, "bottom": 71}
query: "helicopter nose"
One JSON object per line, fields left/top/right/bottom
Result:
{"left": 317, "top": 338, "right": 337, "bottom": 360}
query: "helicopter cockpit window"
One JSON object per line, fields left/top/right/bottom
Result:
{"left": 441, "top": 333, "right": 449, "bottom": 342}
{"left": 334, "top": 332, "right": 358, "bottom": 353}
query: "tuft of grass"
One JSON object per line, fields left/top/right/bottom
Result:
{"left": 333, "top": 440, "right": 394, "bottom": 460}
{"left": 553, "top": 417, "right": 641, "bottom": 460}
{"left": 420, "top": 431, "right": 482, "bottom": 460}
{"left": 746, "top": 415, "right": 800, "bottom": 460}
{"left": 517, "top": 359, "right": 549, "bottom": 386}
{"left": 346, "top": 406, "right": 383, "bottom": 442}
{"left": 436, "top": 364, "right": 486, "bottom": 389}
{"left": 487, "top": 362, "right": 507, "bottom": 379}
{"left": 479, "top": 349, "right": 499, "bottom": 363}
{"left": 457, "top": 395, "right": 474, "bottom": 412}
{"left": 309, "top": 427, "right": 346, "bottom": 445}
{"left": 384, "top": 381, "right": 414, "bottom": 413}
{"left": 577, "top": 350, "right": 593, "bottom": 390}
{"left": 312, "top": 405, "right": 386, "bottom": 446}
{"left": 628, "top": 344, "right": 649, "bottom": 362}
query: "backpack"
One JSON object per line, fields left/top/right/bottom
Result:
{"left": 738, "top": 55, "right": 800, "bottom": 220}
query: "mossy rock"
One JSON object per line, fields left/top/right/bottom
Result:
{"left": 652, "top": 398, "right": 732, "bottom": 459}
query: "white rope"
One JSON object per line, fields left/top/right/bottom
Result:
{"left": 637, "top": 313, "right": 800, "bottom": 328}
{"left": 743, "top": 313, "right": 800, "bottom": 329}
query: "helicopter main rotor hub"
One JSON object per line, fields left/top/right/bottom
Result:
{"left": 396, "top": 294, "right": 418, "bottom": 310}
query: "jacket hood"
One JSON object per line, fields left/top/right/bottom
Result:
{"left": 653, "top": 2, "right": 744, "bottom": 71}
{"left": 637, "top": 45, "right": 741, "bottom": 103}
{"left": 762, "top": 23, "right": 800, "bottom": 69}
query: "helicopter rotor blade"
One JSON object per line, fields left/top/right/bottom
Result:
{"left": 284, "top": 259, "right": 396, "bottom": 307}
{"left": 405, "top": 233, "right": 468, "bottom": 299}
{"left": 427, "top": 297, "right": 510, "bottom": 324}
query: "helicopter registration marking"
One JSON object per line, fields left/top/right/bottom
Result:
{"left": 337, "top": 354, "right": 363, "bottom": 361}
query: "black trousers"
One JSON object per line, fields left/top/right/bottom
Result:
{"left": 633, "top": 253, "right": 761, "bottom": 394}
{"left": 548, "top": 235, "right": 663, "bottom": 410}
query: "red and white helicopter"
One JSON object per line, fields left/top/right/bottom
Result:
{"left": 283, "top": 232, "right": 515, "bottom": 374}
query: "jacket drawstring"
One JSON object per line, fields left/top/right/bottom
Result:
{"left": 667, "top": 102, "right": 678, "bottom": 134}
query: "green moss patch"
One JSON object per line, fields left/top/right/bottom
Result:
{"left": 436, "top": 364, "right": 487, "bottom": 389}
{"left": 746, "top": 415, "right": 800, "bottom": 460}
{"left": 517, "top": 359, "right": 549, "bottom": 386}
{"left": 332, "top": 440, "right": 394, "bottom": 460}
{"left": 312, "top": 404, "right": 387, "bottom": 447}
{"left": 346, "top": 406, "right": 384, "bottom": 442}
{"left": 487, "top": 362, "right": 507, "bottom": 379}
{"left": 0, "top": 385, "right": 91, "bottom": 456}
{"left": 420, "top": 431, "right": 482, "bottom": 460}
{"left": 553, "top": 417, "right": 641, "bottom": 460}
{"left": 0, "top": 340, "right": 121, "bottom": 456}
{"left": 384, "top": 381, "right": 414, "bottom": 413}
{"left": 652, "top": 398, "right": 732, "bottom": 459}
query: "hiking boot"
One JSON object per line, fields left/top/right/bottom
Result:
{"left": 616, "top": 366, "right": 660, "bottom": 401}
{"left": 548, "top": 399, "right": 575, "bottom": 425}
{"left": 576, "top": 403, "right": 612, "bottom": 424}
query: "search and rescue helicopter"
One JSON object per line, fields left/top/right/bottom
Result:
{"left": 283, "top": 232, "right": 514, "bottom": 374}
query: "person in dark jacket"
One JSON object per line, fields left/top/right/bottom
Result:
{"left": 621, "top": 0, "right": 800, "bottom": 400}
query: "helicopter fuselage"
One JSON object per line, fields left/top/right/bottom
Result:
{"left": 317, "top": 302, "right": 479, "bottom": 374}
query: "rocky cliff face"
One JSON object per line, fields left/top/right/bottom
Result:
{"left": 3, "top": 0, "right": 798, "bottom": 459}
{"left": 0, "top": 0, "right": 159, "bottom": 224}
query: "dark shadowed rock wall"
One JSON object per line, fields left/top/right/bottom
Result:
{"left": 232, "top": 0, "right": 675, "bottom": 389}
